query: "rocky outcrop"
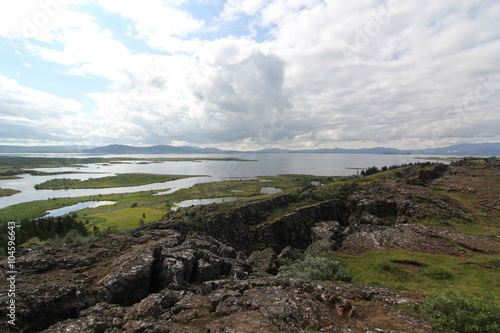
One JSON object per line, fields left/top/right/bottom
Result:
{"left": 246, "top": 248, "right": 278, "bottom": 275}
{"left": 41, "top": 276, "right": 430, "bottom": 333}
{"left": 305, "top": 221, "right": 344, "bottom": 254}
{"left": 339, "top": 223, "right": 464, "bottom": 255}
{"left": 161, "top": 174, "right": 473, "bottom": 254}
{"left": 0, "top": 230, "right": 251, "bottom": 332}
{"left": 0, "top": 223, "right": 436, "bottom": 333}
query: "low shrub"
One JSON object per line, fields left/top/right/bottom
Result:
{"left": 420, "top": 289, "right": 500, "bottom": 333}
{"left": 22, "top": 237, "right": 44, "bottom": 246}
{"left": 278, "top": 255, "right": 352, "bottom": 282}
{"left": 62, "top": 229, "right": 98, "bottom": 244}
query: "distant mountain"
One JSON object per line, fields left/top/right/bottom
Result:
{"left": 78, "top": 142, "right": 500, "bottom": 156}
{"left": 0, "top": 145, "right": 93, "bottom": 153}
{"left": 409, "top": 143, "right": 500, "bottom": 156}
{"left": 83, "top": 144, "right": 236, "bottom": 154}
{"left": 1, "top": 142, "right": 498, "bottom": 156}
{"left": 292, "top": 147, "right": 408, "bottom": 154}
{"left": 288, "top": 143, "right": 500, "bottom": 156}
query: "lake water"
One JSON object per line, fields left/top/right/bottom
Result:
{"left": 260, "top": 187, "right": 283, "bottom": 194}
{"left": 44, "top": 201, "right": 116, "bottom": 217}
{"left": 171, "top": 197, "right": 241, "bottom": 211}
{"left": 0, "top": 153, "right": 446, "bottom": 209}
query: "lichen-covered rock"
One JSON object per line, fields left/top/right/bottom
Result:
{"left": 247, "top": 247, "right": 278, "bottom": 275}
{"left": 277, "top": 245, "right": 299, "bottom": 261}
{"left": 306, "top": 221, "right": 345, "bottom": 254}
{"left": 340, "top": 223, "right": 467, "bottom": 255}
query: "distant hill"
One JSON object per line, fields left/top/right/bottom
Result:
{"left": 0, "top": 142, "right": 498, "bottom": 156}
{"left": 409, "top": 143, "right": 500, "bottom": 156}
{"left": 258, "top": 143, "right": 500, "bottom": 156}
{"left": 83, "top": 144, "right": 236, "bottom": 154}
{"left": 0, "top": 145, "right": 93, "bottom": 153}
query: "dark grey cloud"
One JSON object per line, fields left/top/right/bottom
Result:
{"left": 160, "top": 51, "right": 292, "bottom": 144}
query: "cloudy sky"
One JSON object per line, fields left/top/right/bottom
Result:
{"left": 0, "top": 0, "right": 499, "bottom": 150}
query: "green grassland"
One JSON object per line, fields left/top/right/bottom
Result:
{"left": 331, "top": 249, "right": 500, "bottom": 299}
{"left": 0, "top": 196, "right": 102, "bottom": 221}
{"left": 33, "top": 173, "right": 197, "bottom": 190}
{"left": 0, "top": 188, "right": 20, "bottom": 197}
{"left": 0, "top": 188, "right": 176, "bottom": 221}
{"left": 82, "top": 207, "right": 166, "bottom": 232}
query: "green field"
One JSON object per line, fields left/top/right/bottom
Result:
{"left": 82, "top": 207, "right": 166, "bottom": 232}
{"left": 0, "top": 188, "right": 20, "bottom": 197}
{"left": 0, "top": 196, "right": 103, "bottom": 221}
{"left": 33, "top": 173, "right": 198, "bottom": 190}
{"left": 331, "top": 249, "right": 500, "bottom": 299}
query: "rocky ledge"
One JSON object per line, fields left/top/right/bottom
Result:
{"left": 1, "top": 228, "right": 433, "bottom": 333}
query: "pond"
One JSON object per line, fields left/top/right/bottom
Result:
{"left": 171, "top": 197, "right": 241, "bottom": 211}
{"left": 45, "top": 201, "right": 116, "bottom": 217}
{"left": 260, "top": 187, "right": 282, "bottom": 194}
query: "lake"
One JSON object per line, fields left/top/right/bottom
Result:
{"left": 0, "top": 153, "right": 446, "bottom": 209}
{"left": 171, "top": 197, "right": 242, "bottom": 211}
{"left": 44, "top": 201, "right": 116, "bottom": 217}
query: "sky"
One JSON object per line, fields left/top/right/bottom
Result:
{"left": 0, "top": 0, "right": 499, "bottom": 150}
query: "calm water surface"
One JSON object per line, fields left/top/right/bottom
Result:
{"left": 171, "top": 197, "right": 241, "bottom": 211}
{"left": 45, "top": 201, "right": 116, "bottom": 217}
{"left": 0, "top": 153, "right": 446, "bottom": 209}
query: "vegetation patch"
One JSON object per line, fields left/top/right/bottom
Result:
{"left": 420, "top": 289, "right": 500, "bottom": 333}
{"left": 0, "top": 188, "right": 20, "bottom": 197}
{"left": 34, "top": 173, "right": 197, "bottom": 190}
{"left": 419, "top": 266, "right": 453, "bottom": 280}
{"left": 0, "top": 196, "right": 101, "bottom": 221}
{"left": 278, "top": 255, "right": 352, "bottom": 282}
{"left": 81, "top": 207, "right": 165, "bottom": 232}
{"left": 332, "top": 249, "right": 499, "bottom": 297}
{"left": 0, "top": 215, "right": 116, "bottom": 254}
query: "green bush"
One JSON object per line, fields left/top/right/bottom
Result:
{"left": 62, "top": 229, "right": 98, "bottom": 244}
{"left": 22, "top": 237, "right": 43, "bottom": 246}
{"left": 420, "top": 289, "right": 500, "bottom": 332}
{"left": 278, "top": 255, "right": 352, "bottom": 282}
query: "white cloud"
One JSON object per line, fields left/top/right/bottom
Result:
{"left": 0, "top": 74, "right": 88, "bottom": 143}
{"left": 0, "top": 1, "right": 92, "bottom": 41}
{"left": 32, "top": 18, "right": 132, "bottom": 82}
{"left": 85, "top": 38, "right": 291, "bottom": 146}
{"left": 221, "top": 0, "right": 269, "bottom": 20}
{"left": 1, "top": 0, "right": 499, "bottom": 149}
{"left": 97, "top": 0, "right": 203, "bottom": 52}
{"left": 251, "top": 0, "right": 500, "bottom": 148}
